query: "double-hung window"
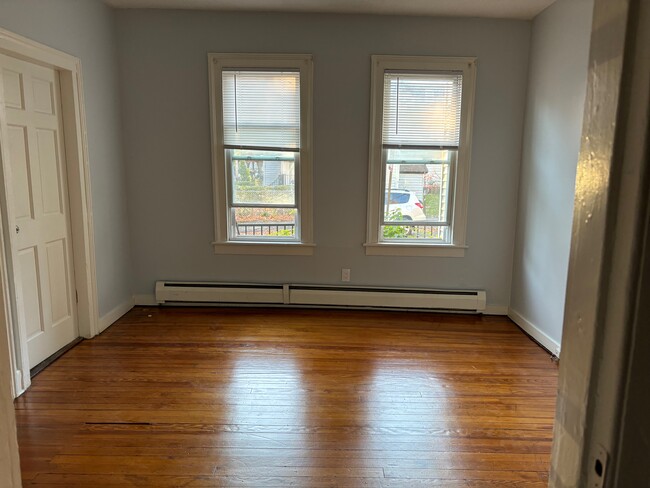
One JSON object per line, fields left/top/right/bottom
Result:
{"left": 365, "top": 56, "right": 477, "bottom": 257}
{"left": 209, "top": 54, "right": 313, "bottom": 255}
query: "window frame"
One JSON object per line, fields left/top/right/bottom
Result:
{"left": 208, "top": 53, "right": 314, "bottom": 255}
{"left": 364, "top": 55, "right": 477, "bottom": 257}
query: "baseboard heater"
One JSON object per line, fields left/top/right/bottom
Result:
{"left": 155, "top": 281, "right": 486, "bottom": 313}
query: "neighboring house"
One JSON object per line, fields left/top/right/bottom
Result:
{"left": 263, "top": 161, "right": 294, "bottom": 186}
{"left": 396, "top": 164, "right": 427, "bottom": 200}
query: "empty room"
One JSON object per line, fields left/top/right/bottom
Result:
{"left": 0, "top": 0, "right": 648, "bottom": 486}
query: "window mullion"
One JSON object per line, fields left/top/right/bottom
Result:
{"left": 380, "top": 147, "right": 389, "bottom": 241}
{"left": 294, "top": 152, "right": 301, "bottom": 240}
{"left": 444, "top": 155, "right": 457, "bottom": 236}
{"left": 382, "top": 144, "right": 459, "bottom": 151}
{"left": 225, "top": 148, "right": 234, "bottom": 226}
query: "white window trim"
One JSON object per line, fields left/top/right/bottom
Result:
{"left": 208, "top": 53, "right": 314, "bottom": 256}
{"left": 365, "top": 55, "right": 477, "bottom": 257}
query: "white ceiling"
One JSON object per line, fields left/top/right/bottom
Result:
{"left": 104, "top": 0, "right": 556, "bottom": 20}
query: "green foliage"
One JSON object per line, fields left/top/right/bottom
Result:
{"left": 424, "top": 193, "right": 441, "bottom": 220}
{"left": 383, "top": 209, "right": 409, "bottom": 239}
{"left": 269, "top": 229, "right": 294, "bottom": 237}
{"left": 385, "top": 208, "right": 404, "bottom": 222}
{"left": 237, "top": 163, "right": 253, "bottom": 184}
{"left": 383, "top": 225, "right": 409, "bottom": 239}
{"left": 235, "top": 161, "right": 264, "bottom": 186}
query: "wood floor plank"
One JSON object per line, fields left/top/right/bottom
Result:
{"left": 16, "top": 306, "right": 558, "bottom": 486}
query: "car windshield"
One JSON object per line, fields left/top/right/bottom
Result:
{"left": 386, "top": 192, "right": 410, "bottom": 204}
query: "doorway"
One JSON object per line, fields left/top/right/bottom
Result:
{"left": 0, "top": 53, "right": 79, "bottom": 369}
{"left": 0, "top": 28, "right": 99, "bottom": 397}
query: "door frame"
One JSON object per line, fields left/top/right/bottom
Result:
{"left": 549, "top": 0, "right": 650, "bottom": 485}
{"left": 0, "top": 28, "right": 99, "bottom": 397}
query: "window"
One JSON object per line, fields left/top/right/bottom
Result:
{"left": 209, "top": 54, "right": 313, "bottom": 255}
{"left": 365, "top": 56, "right": 477, "bottom": 257}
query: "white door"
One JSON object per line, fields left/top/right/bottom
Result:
{"left": 0, "top": 54, "right": 78, "bottom": 368}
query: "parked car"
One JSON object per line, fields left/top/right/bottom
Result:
{"left": 385, "top": 189, "right": 426, "bottom": 221}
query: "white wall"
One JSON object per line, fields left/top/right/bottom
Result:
{"left": 0, "top": 0, "right": 134, "bottom": 317}
{"left": 116, "top": 11, "right": 531, "bottom": 309}
{"left": 510, "top": 0, "right": 593, "bottom": 349}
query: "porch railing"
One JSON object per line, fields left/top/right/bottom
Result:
{"left": 235, "top": 223, "right": 444, "bottom": 239}
{"left": 236, "top": 222, "right": 296, "bottom": 237}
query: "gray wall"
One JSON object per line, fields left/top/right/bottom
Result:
{"left": 0, "top": 0, "right": 133, "bottom": 317}
{"left": 510, "top": 0, "right": 593, "bottom": 345}
{"left": 116, "top": 10, "right": 531, "bottom": 309}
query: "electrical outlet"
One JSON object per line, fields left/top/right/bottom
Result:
{"left": 341, "top": 268, "right": 351, "bottom": 282}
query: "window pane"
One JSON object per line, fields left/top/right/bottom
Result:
{"left": 231, "top": 150, "right": 296, "bottom": 206}
{"left": 383, "top": 149, "right": 453, "bottom": 225}
{"left": 231, "top": 207, "right": 297, "bottom": 238}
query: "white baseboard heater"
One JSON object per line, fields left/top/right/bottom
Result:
{"left": 155, "top": 281, "right": 487, "bottom": 313}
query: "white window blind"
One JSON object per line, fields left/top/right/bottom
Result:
{"left": 382, "top": 72, "right": 463, "bottom": 149}
{"left": 222, "top": 70, "right": 301, "bottom": 151}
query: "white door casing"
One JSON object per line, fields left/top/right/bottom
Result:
{"left": 0, "top": 53, "right": 78, "bottom": 368}
{"left": 0, "top": 27, "right": 99, "bottom": 398}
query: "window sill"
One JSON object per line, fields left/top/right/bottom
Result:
{"left": 213, "top": 241, "right": 315, "bottom": 256}
{"left": 363, "top": 242, "right": 467, "bottom": 257}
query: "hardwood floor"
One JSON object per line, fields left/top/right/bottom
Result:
{"left": 15, "top": 306, "right": 558, "bottom": 487}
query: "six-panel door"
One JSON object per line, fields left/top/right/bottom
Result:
{"left": 0, "top": 53, "right": 78, "bottom": 367}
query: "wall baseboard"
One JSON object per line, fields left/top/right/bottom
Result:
{"left": 137, "top": 290, "right": 508, "bottom": 317}
{"left": 156, "top": 281, "right": 488, "bottom": 312}
{"left": 484, "top": 305, "right": 508, "bottom": 315}
{"left": 134, "top": 294, "right": 157, "bottom": 306}
{"left": 13, "top": 370, "right": 24, "bottom": 398}
{"left": 508, "top": 308, "right": 561, "bottom": 357}
{"left": 98, "top": 297, "right": 135, "bottom": 333}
